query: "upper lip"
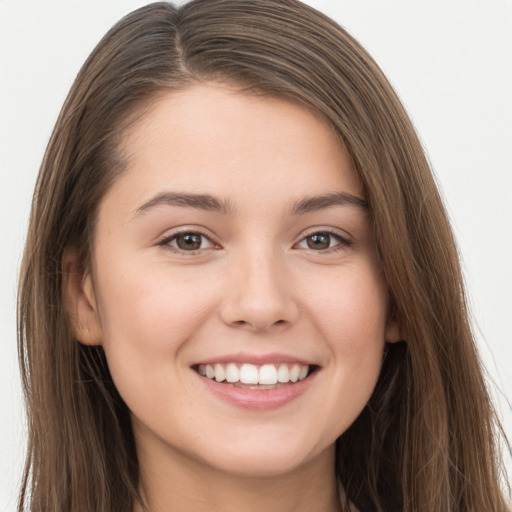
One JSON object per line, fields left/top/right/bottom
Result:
{"left": 191, "top": 351, "right": 318, "bottom": 367}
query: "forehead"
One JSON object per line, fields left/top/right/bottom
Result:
{"left": 104, "top": 83, "right": 363, "bottom": 217}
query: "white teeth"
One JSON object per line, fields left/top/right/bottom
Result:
{"left": 214, "top": 363, "right": 226, "bottom": 382}
{"left": 198, "top": 362, "right": 311, "bottom": 385}
{"left": 205, "top": 365, "right": 215, "bottom": 379}
{"left": 289, "top": 365, "right": 301, "bottom": 382}
{"left": 225, "top": 363, "right": 239, "bottom": 383}
{"left": 226, "top": 363, "right": 240, "bottom": 382}
{"left": 298, "top": 365, "right": 308, "bottom": 381}
{"left": 259, "top": 364, "right": 278, "bottom": 385}
{"left": 240, "top": 363, "right": 259, "bottom": 384}
{"left": 277, "top": 364, "right": 289, "bottom": 383}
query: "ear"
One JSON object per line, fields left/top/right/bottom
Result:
{"left": 62, "top": 248, "right": 103, "bottom": 346}
{"left": 384, "top": 317, "right": 402, "bottom": 343}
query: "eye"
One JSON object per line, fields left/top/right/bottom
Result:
{"left": 160, "top": 231, "right": 216, "bottom": 253}
{"left": 296, "top": 230, "right": 351, "bottom": 251}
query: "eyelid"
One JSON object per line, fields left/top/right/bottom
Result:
{"left": 294, "top": 227, "right": 353, "bottom": 252}
{"left": 157, "top": 227, "right": 220, "bottom": 254}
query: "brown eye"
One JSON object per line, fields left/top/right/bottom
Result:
{"left": 296, "top": 230, "right": 351, "bottom": 252}
{"left": 176, "top": 233, "right": 202, "bottom": 250}
{"left": 306, "top": 233, "right": 331, "bottom": 250}
{"left": 163, "top": 231, "right": 215, "bottom": 252}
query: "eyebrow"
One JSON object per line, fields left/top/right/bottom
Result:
{"left": 289, "top": 192, "right": 368, "bottom": 215}
{"left": 133, "top": 190, "right": 368, "bottom": 218}
{"left": 134, "top": 192, "right": 235, "bottom": 217}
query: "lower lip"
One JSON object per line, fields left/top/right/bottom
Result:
{"left": 197, "top": 372, "right": 317, "bottom": 411}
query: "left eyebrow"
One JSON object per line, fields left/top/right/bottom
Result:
{"left": 289, "top": 192, "right": 368, "bottom": 215}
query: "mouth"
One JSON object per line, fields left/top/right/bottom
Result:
{"left": 192, "top": 362, "right": 319, "bottom": 390}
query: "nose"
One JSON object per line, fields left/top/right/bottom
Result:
{"left": 219, "top": 248, "right": 299, "bottom": 332}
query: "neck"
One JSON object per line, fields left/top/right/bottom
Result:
{"left": 133, "top": 438, "right": 341, "bottom": 512}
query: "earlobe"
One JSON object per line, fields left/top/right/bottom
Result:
{"left": 384, "top": 318, "right": 402, "bottom": 344}
{"left": 62, "top": 248, "right": 103, "bottom": 346}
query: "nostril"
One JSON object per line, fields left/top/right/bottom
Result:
{"left": 228, "top": 318, "right": 288, "bottom": 331}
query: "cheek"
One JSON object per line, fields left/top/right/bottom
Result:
{"left": 94, "top": 262, "right": 218, "bottom": 384}
{"left": 304, "top": 264, "right": 388, "bottom": 429}
{"left": 307, "top": 262, "right": 388, "bottom": 349}
{"left": 93, "top": 265, "right": 217, "bottom": 428}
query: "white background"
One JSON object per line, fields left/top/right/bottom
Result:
{"left": 1, "top": 1, "right": 511, "bottom": 510}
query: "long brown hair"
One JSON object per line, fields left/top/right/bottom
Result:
{"left": 17, "top": 1, "right": 510, "bottom": 510}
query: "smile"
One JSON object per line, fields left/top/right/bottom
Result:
{"left": 192, "top": 359, "right": 319, "bottom": 410}
{"left": 196, "top": 362, "right": 311, "bottom": 387}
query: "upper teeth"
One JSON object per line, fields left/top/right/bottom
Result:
{"left": 197, "top": 363, "right": 309, "bottom": 385}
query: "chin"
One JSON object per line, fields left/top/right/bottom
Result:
{"left": 193, "top": 434, "right": 331, "bottom": 479}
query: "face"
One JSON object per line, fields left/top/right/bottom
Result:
{"left": 69, "top": 83, "right": 398, "bottom": 480}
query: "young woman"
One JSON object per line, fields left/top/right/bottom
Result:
{"left": 17, "top": 1, "right": 510, "bottom": 511}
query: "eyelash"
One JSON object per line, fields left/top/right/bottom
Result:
{"left": 296, "top": 229, "right": 353, "bottom": 252}
{"left": 158, "top": 229, "right": 218, "bottom": 254}
{"left": 158, "top": 228, "right": 352, "bottom": 255}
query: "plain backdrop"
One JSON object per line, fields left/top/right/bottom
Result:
{"left": 1, "top": 1, "right": 511, "bottom": 510}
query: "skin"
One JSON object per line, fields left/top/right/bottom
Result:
{"left": 65, "top": 83, "right": 399, "bottom": 512}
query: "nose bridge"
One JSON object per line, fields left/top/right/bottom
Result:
{"left": 220, "top": 241, "right": 298, "bottom": 331}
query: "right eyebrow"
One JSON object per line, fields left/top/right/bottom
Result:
{"left": 132, "top": 192, "right": 235, "bottom": 218}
